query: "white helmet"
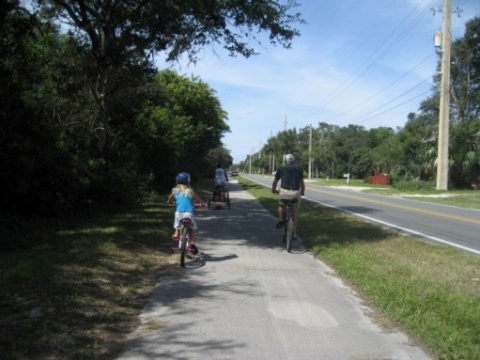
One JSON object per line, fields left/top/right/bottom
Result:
{"left": 285, "top": 153, "right": 295, "bottom": 165}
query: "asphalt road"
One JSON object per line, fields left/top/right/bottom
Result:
{"left": 244, "top": 174, "right": 480, "bottom": 255}
{"left": 116, "top": 180, "right": 432, "bottom": 360}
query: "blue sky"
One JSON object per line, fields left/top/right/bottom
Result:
{"left": 157, "top": 0, "right": 479, "bottom": 164}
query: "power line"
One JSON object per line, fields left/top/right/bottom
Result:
{"left": 323, "top": 53, "right": 435, "bottom": 124}
{"left": 295, "top": 0, "right": 438, "bottom": 127}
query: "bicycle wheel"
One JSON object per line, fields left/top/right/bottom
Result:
{"left": 285, "top": 208, "right": 293, "bottom": 252}
{"left": 180, "top": 226, "right": 188, "bottom": 267}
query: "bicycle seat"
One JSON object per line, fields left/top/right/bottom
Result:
{"left": 281, "top": 198, "right": 298, "bottom": 204}
{"left": 180, "top": 218, "right": 192, "bottom": 225}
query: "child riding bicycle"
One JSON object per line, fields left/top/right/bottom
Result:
{"left": 166, "top": 172, "right": 206, "bottom": 254}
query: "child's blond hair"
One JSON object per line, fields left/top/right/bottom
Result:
{"left": 175, "top": 183, "right": 193, "bottom": 197}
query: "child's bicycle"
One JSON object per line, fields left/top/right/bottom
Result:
{"left": 173, "top": 217, "right": 195, "bottom": 267}
{"left": 170, "top": 203, "right": 203, "bottom": 268}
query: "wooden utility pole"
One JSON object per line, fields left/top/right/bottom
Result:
{"left": 308, "top": 124, "right": 312, "bottom": 179}
{"left": 436, "top": 0, "right": 452, "bottom": 190}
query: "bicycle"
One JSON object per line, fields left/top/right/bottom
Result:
{"left": 170, "top": 203, "right": 203, "bottom": 267}
{"left": 176, "top": 217, "right": 194, "bottom": 267}
{"left": 281, "top": 198, "right": 298, "bottom": 252}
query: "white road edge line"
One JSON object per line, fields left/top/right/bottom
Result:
{"left": 304, "top": 195, "right": 480, "bottom": 256}
{"left": 244, "top": 176, "right": 480, "bottom": 256}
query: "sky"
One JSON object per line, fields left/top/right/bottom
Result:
{"left": 156, "top": 0, "right": 479, "bottom": 164}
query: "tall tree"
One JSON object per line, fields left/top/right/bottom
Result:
{"left": 368, "top": 127, "right": 401, "bottom": 175}
{"left": 450, "top": 17, "right": 480, "bottom": 122}
{"left": 36, "top": 0, "right": 303, "bottom": 151}
{"left": 136, "top": 70, "right": 230, "bottom": 185}
{"left": 312, "top": 122, "right": 339, "bottom": 178}
{"left": 332, "top": 125, "right": 370, "bottom": 179}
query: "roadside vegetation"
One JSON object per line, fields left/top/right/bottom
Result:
{"left": 0, "top": 180, "right": 213, "bottom": 360}
{"left": 238, "top": 177, "right": 480, "bottom": 360}
{"left": 0, "top": 191, "right": 172, "bottom": 359}
{"left": 2, "top": 1, "right": 301, "bottom": 217}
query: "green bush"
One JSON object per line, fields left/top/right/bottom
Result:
{"left": 392, "top": 179, "right": 436, "bottom": 191}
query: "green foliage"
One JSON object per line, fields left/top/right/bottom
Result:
{"left": 0, "top": 0, "right": 303, "bottom": 218}
{"left": 39, "top": 0, "right": 303, "bottom": 63}
{"left": 391, "top": 179, "right": 436, "bottom": 191}
{"left": 449, "top": 119, "right": 480, "bottom": 187}
{"left": 0, "top": 10, "right": 230, "bottom": 216}
{"left": 450, "top": 17, "right": 480, "bottom": 122}
{"left": 204, "top": 146, "right": 234, "bottom": 174}
{"left": 135, "top": 70, "right": 230, "bottom": 187}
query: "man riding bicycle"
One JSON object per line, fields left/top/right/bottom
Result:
{"left": 271, "top": 154, "right": 305, "bottom": 239}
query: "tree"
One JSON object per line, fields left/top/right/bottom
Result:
{"left": 135, "top": 70, "right": 230, "bottom": 185}
{"left": 368, "top": 127, "right": 401, "bottom": 176}
{"left": 449, "top": 119, "right": 480, "bottom": 187}
{"left": 275, "top": 129, "right": 301, "bottom": 166}
{"left": 36, "top": 0, "right": 303, "bottom": 151}
{"left": 450, "top": 17, "right": 480, "bottom": 122}
{"left": 205, "top": 146, "right": 233, "bottom": 175}
{"left": 0, "top": 2, "right": 96, "bottom": 215}
{"left": 332, "top": 125, "right": 370, "bottom": 178}
{"left": 311, "top": 122, "right": 339, "bottom": 178}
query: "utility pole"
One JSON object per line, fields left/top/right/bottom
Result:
{"left": 249, "top": 154, "right": 252, "bottom": 174}
{"left": 308, "top": 124, "right": 312, "bottom": 179}
{"left": 436, "top": 0, "right": 452, "bottom": 190}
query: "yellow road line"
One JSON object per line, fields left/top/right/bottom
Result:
{"left": 310, "top": 187, "right": 480, "bottom": 225}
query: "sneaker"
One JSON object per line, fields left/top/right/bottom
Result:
{"left": 190, "top": 244, "right": 199, "bottom": 255}
{"left": 276, "top": 221, "right": 285, "bottom": 228}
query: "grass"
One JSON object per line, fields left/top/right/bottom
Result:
{"left": 0, "top": 177, "right": 215, "bottom": 360}
{"left": 0, "top": 191, "right": 184, "bottom": 360}
{"left": 239, "top": 177, "right": 480, "bottom": 360}
{"left": 1, "top": 177, "right": 479, "bottom": 359}
{"left": 400, "top": 192, "right": 480, "bottom": 209}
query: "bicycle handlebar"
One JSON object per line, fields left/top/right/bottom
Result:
{"left": 165, "top": 201, "right": 206, "bottom": 208}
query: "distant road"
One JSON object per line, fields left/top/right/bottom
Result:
{"left": 242, "top": 174, "right": 480, "bottom": 256}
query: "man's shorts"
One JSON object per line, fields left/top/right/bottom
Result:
{"left": 174, "top": 212, "right": 198, "bottom": 230}
{"left": 278, "top": 189, "right": 302, "bottom": 211}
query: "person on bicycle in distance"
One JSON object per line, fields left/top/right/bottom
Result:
{"left": 214, "top": 164, "right": 229, "bottom": 189}
{"left": 167, "top": 172, "right": 206, "bottom": 254}
{"left": 271, "top": 154, "right": 305, "bottom": 238}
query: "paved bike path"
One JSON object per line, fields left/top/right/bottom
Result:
{"left": 117, "top": 180, "right": 432, "bottom": 360}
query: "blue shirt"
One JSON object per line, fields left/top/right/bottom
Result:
{"left": 173, "top": 188, "right": 194, "bottom": 213}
